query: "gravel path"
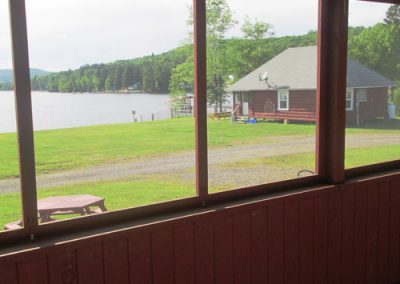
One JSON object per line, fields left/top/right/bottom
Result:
{"left": 1, "top": 134, "right": 399, "bottom": 194}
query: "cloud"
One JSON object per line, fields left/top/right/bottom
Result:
{"left": 0, "top": 0, "right": 391, "bottom": 71}
{"left": 228, "top": 0, "right": 318, "bottom": 36}
{"left": 348, "top": 1, "right": 388, "bottom": 27}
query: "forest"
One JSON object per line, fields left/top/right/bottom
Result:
{"left": 26, "top": 33, "right": 318, "bottom": 94}
{"left": 0, "top": 2, "right": 399, "bottom": 109}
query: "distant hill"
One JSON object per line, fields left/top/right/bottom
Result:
{"left": 26, "top": 33, "right": 319, "bottom": 93}
{"left": 0, "top": 68, "right": 50, "bottom": 83}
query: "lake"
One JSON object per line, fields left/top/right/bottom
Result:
{"left": 0, "top": 91, "right": 171, "bottom": 133}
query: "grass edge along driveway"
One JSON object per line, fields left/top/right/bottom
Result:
{"left": 0, "top": 118, "right": 317, "bottom": 179}
{"left": 1, "top": 117, "right": 398, "bottom": 179}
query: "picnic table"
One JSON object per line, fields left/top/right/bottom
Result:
{"left": 4, "top": 194, "right": 107, "bottom": 230}
{"left": 38, "top": 194, "right": 107, "bottom": 223}
{"left": 208, "top": 112, "right": 231, "bottom": 120}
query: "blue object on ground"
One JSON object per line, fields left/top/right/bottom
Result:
{"left": 247, "top": 118, "right": 257, "bottom": 124}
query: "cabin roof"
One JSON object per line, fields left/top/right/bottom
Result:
{"left": 227, "top": 45, "right": 397, "bottom": 92}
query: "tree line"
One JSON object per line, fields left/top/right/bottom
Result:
{"left": 348, "top": 4, "right": 400, "bottom": 107}
{"left": 0, "top": 2, "right": 398, "bottom": 110}
{"left": 169, "top": 1, "right": 400, "bottom": 111}
{"left": 29, "top": 46, "right": 191, "bottom": 94}
{"left": 0, "top": 32, "right": 318, "bottom": 94}
{"left": 30, "top": 34, "right": 319, "bottom": 95}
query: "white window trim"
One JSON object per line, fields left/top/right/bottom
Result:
{"left": 356, "top": 89, "right": 368, "bottom": 102}
{"left": 346, "top": 88, "right": 354, "bottom": 111}
{"left": 277, "top": 89, "right": 289, "bottom": 111}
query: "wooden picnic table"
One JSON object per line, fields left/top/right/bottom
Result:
{"left": 38, "top": 194, "right": 107, "bottom": 223}
{"left": 208, "top": 112, "right": 231, "bottom": 120}
{"left": 3, "top": 194, "right": 107, "bottom": 230}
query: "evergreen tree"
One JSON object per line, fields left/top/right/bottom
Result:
{"left": 384, "top": 4, "right": 400, "bottom": 26}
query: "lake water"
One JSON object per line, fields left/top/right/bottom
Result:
{"left": 0, "top": 91, "right": 171, "bottom": 133}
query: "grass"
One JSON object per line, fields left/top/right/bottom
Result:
{"left": 2, "top": 143, "right": 399, "bottom": 228}
{"left": 0, "top": 178, "right": 195, "bottom": 229}
{"left": 222, "top": 144, "right": 400, "bottom": 171}
{"left": 1, "top": 117, "right": 399, "bottom": 179}
{"left": 0, "top": 118, "right": 316, "bottom": 179}
{"left": 1, "top": 143, "right": 400, "bottom": 229}
{"left": 345, "top": 144, "right": 400, "bottom": 168}
{"left": 1, "top": 118, "right": 399, "bottom": 229}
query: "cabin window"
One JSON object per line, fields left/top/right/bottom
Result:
{"left": 278, "top": 89, "right": 289, "bottom": 110}
{"left": 234, "top": 93, "right": 241, "bottom": 103}
{"left": 346, "top": 89, "right": 354, "bottom": 110}
{"left": 357, "top": 89, "right": 368, "bottom": 102}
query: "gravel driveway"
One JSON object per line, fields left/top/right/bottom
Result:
{"left": 1, "top": 134, "right": 399, "bottom": 194}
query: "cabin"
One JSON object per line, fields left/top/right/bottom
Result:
{"left": 2, "top": 1, "right": 400, "bottom": 284}
{"left": 228, "top": 46, "right": 397, "bottom": 125}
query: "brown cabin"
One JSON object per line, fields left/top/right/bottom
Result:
{"left": 229, "top": 46, "right": 397, "bottom": 124}
{"left": 2, "top": 1, "right": 400, "bottom": 284}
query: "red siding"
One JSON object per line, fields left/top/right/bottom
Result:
{"left": 249, "top": 90, "right": 316, "bottom": 121}
{"left": 1, "top": 175, "right": 400, "bottom": 283}
{"left": 250, "top": 90, "right": 277, "bottom": 116}
{"left": 346, "top": 87, "right": 389, "bottom": 124}
{"left": 0, "top": 262, "right": 18, "bottom": 284}
{"left": 244, "top": 88, "right": 388, "bottom": 123}
{"left": 77, "top": 244, "right": 104, "bottom": 284}
{"left": 129, "top": 233, "right": 152, "bottom": 284}
{"left": 290, "top": 90, "right": 316, "bottom": 113}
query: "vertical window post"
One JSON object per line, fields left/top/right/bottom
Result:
{"left": 9, "top": 0, "right": 39, "bottom": 235}
{"left": 316, "top": 0, "right": 348, "bottom": 183}
{"left": 194, "top": 0, "right": 208, "bottom": 201}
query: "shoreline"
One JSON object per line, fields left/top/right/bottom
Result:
{"left": 0, "top": 90, "right": 171, "bottom": 95}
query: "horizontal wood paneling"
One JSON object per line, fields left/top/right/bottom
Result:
{"left": 249, "top": 90, "right": 317, "bottom": 121}
{"left": 1, "top": 177, "right": 400, "bottom": 284}
{"left": 290, "top": 90, "right": 316, "bottom": 112}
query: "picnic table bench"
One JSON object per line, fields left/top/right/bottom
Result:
{"left": 3, "top": 194, "right": 107, "bottom": 230}
{"left": 208, "top": 112, "right": 231, "bottom": 120}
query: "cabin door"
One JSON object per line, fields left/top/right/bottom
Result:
{"left": 242, "top": 93, "right": 249, "bottom": 116}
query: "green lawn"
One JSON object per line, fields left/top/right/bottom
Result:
{"left": 1, "top": 117, "right": 399, "bottom": 179}
{"left": 2, "top": 143, "right": 400, "bottom": 229}
{"left": 1, "top": 118, "right": 399, "bottom": 229}
{"left": 223, "top": 144, "right": 400, "bottom": 170}
{"left": 0, "top": 118, "right": 316, "bottom": 179}
{"left": 0, "top": 178, "right": 195, "bottom": 229}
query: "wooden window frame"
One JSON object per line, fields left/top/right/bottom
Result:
{"left": 346, "top": 88, "right": 354, "bottom": 111}
{"left": 277, "top": 89, "right": 289, "bottom": 111}
{"left": 1, "top": 0, "right": 398, "bottom": 244}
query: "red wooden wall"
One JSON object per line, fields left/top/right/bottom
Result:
{"left": 1, "top": 175, "right": 400, "bottom": 284}
{"left": 250, "top": 90, "right": 316, "bottom": 121}
{"left": 346, "top": 87, "right": 389, "bottom": 124}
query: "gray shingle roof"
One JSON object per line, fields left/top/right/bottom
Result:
{"left": 227, "top": 46, "right": 397, "bottom": 92}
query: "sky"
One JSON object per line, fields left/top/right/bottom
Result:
{"left": 0, "top": 0, "right": 390, "bottom": 72}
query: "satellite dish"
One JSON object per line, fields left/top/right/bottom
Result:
{"left": 259, "top": 71, "right": 268, "bottom": 81}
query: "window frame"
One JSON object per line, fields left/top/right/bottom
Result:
{"left": 356, "top": 88, "right": 368, "bottom": 102}
{"left": 277, "top": 89, "right": 289, "bottom": 111}
{"left": 346, "top": 88, "right": 354, "bottom": 110}
{"left": 1, "top": 0, "right": 398, "bottom": 244}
